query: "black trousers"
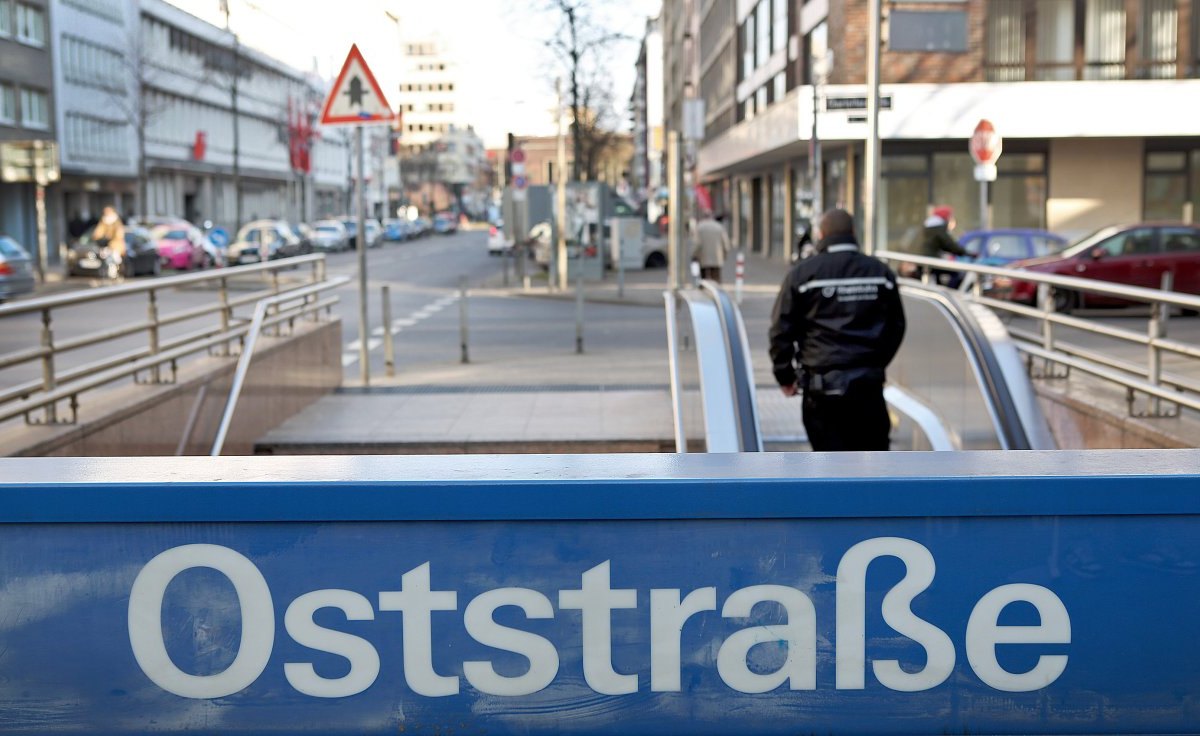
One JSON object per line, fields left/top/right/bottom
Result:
{"left": 802, "top": 380, "right": 891, "bottom": 451}
{"left": 700, "top": 266, "right": 722, "bottom": 282}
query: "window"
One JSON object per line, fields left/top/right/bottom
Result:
{"left": 985, "top": 235, "right": 1028, "bottom": 260}
{"left": 0, "top": 0, "right": 11, "bottom": 36}
{"left": 1161, "top": 228, "right": 1200, "bottom": 253}
{"left": 755, "top": 0, "right": 770, "bottom": 68}
{"left": 1139, "top": 0, "right": 1177, "bottom": 78}
{"left": 741, "top": 13, "right": 754, "bottom": 81}
{"left": 994, "top": 153, "right": 1047, "bottom": 229}
{"left": 802, "top": 21, "right": 828, "bottom": 85}
{"left": 1031, "top": 235, "right": 1065, "bottom": 256}
{"left": 1085, "top": 0, "right": 1126, "bottom": 79}
{"left": 985, "top": 0, "right": 1025, "bottom": 81}
{"left": 889, "top": 10, "right": 968, "bottom": 52}
{"left": 1145, "top": 151, "right": 1189, "bottom": 221}
{"left": 15, "top": 2, "right": 44, "bottom": 47}
{"left": 1036, "top": 0, "right": 1075, "bottom": 80}
{"left": 772, "top": 0, "right": 787, "bottom": 54}
{"left": 0, "top": 84, "right": 14, "bottom": 125}
{"left": 20, "top": 88, "right": 48, "bottom": 129}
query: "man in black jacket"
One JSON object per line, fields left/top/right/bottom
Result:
{"left": 768, "top": 209, "right": 906, "bottom": 451}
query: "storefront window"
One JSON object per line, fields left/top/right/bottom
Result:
{"left": 771, "top": 172, "right": 786, "bottom": 259}
{"left": 932, "top": 153, "right": 981, "bottom": 232}
{"left": 993, "top": 153, "right": 1047, "bottom": 229}
{"left": 1191, "top": 152, "right": 1200, "bottom": 222}
{"left": 1145, "top": 151, "right": 1188, "bottom": 221}
{"left": 881, "top": 155, "right": 930, "bottom": 250}
{"left": 738, "top": 179, "right": 751, "bottom": 248}
{"left": 824, "top": 157, "right": 847, "bottom": 213}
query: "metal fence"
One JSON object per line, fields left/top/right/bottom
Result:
{"left": 876, "top": 251, "right": 1200, "bottom": 417}
{"left": 0, "top": 255, "right": 337, "bottom": 426}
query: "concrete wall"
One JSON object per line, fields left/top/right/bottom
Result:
{"left": 10, "top": 318, "right": 341, "bottom": 457}
{"left": 1048, "top": 137, "right": 1144, "bottom": 242}
{"left": 1035, "top": 373, "right": 1195, "bottom": 450}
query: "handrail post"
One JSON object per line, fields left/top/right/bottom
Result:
{"left": 1038, "top": 281, "right": 1053, "bottom": 348}
{"left": 218, "top": 277, "right": 231, "bottom": 355}
{"left": 147, "top": 289, "right": 161, "bottom": 383}
{"left": 382, "top": 284, "right": 395, "bottom": 377}
{"left": 1148, "top": 271, "right": 1173, "bottom": 416}
{"left": 39, "top": 308, "right": 56, "bottom": 423}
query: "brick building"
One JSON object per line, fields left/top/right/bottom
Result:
{"left": 681, "top": 0, "right": 1200, "bottom": 264}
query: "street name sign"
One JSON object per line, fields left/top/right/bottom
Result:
{"left": 320, "top": 45, "right": 395, "bottom": 126}
{"left": 3, "top": 452, "right": 1200, "bottom": 734}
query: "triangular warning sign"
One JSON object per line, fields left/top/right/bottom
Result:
{"left": 320, "top": 44, "right": 395, "bottom": 126}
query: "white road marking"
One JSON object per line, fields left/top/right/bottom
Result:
{"left": 342, "top": 292, "right": 461, "bottom": 367}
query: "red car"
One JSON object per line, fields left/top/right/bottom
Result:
{"left": 996, "top": 223, "right": 1200, "bottom": 312}
{"left": 151, "top": 223, "right": 211, "bottom": 271}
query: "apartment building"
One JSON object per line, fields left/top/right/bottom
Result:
{"left": 137, "top": 0, "right": 349, "bottom": 228}
{"left": 684, "top": 0, "right": 1200, "bottom": 263}
{"left": 49, "top": 0, "right": 138, "bottom": 224}
{"left": 0, "top": 0, "right": 58, "bottom": 250}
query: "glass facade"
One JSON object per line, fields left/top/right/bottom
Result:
{"left": 1144, "top": 149, "right": 1200, "bottom": 223}
{"left": 770, "top": 171, "right": 785, "bottom": 259}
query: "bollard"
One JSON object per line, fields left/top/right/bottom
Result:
{"left": 459, "top": 275, "right": 470, "bottom": 364}
{"left": 575, "top": 273, "right": 584, "bottom": 355}
{"left": 735, "top": 250, "right": 745, "bottom": 304}
{"left": 382, "top": 284, "right": 395, "bottom": 378}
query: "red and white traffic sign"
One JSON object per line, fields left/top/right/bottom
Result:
{"left": 970, "top": 119, "right": 1002, "bottom": 182}
{"left": 320, "top": 45, "right": 395, "bottom": 126}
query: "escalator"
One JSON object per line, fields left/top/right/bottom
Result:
{"left": 666, "top": 279, "right": 1056, "bottom": 452}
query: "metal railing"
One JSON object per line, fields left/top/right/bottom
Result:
{"left": 0, "top": 255, "right": 331, "bottom": 426}
{"left": 210, "top": 276, "right": 351, "bottom": 455}
{"left": 876, "top": 251, "right": 1200, "bottom": 417}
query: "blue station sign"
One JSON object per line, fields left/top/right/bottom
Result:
{"left": 1, "top": 452, "right": 1200, "bottom": 734}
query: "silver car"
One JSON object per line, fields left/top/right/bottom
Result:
{"left": 0, "top": 236, "right": 35, "bottom": 303}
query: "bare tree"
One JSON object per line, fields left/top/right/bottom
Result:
{"left": 542, "top": 0, "right": 627, "bottom": 182}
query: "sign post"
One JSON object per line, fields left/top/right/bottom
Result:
{"left": 319, "top": 45, "right": 395, "bottom": 386}
{"left": 510, "top": 147, "right": 527, "bottom": 285}
{"left": 970, "top": 119, "right": 1003, "bottom": 232}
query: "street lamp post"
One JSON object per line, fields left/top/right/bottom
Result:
{"left": 863, "top": 0, "right": 882, "bottom": 255}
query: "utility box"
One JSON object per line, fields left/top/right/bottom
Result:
{"left": 610, "top": 217, "right": 645, "bottom": 271}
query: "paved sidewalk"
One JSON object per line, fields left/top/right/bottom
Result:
{"left": 257, "top": 250, "right": 795, "bottom": 454}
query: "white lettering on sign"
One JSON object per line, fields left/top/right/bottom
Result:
{"left": 127, "top": 538, "right": 1071, "bottom": 699}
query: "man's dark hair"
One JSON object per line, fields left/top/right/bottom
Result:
{"left": 818, "top": 208, "right": 856, "bottom": 241}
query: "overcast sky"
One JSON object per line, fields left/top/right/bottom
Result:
{"left": 165, "top": 0, "right": 661, "bottom": 148}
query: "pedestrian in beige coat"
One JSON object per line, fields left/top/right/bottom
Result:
{"left": 691, "top": 213, "right": 730, "bottom": 282}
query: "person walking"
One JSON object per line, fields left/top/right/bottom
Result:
{"left": 917, "top": 205, "right": 970, "bottom": 285}
{"left": 768, "top": 208, "right": 906, "bottom": 451}
{"left": 692, "top": 212, "right": 730, "bottom": 282}
{"left": 91, "top": 206, "right": 126, "bottom": 280}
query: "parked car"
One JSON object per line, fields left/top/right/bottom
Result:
{"left": 311, "top": 220, "right": 349, "bottom": 252}
{"left": 340, "top": 218, "right": 383, "bottom": 249}
{"left": 0, "top": 235, "right": 35, "bottom": 302}
{"left": 151, "top": 223, "right": 212, "bottom": 270}
{"left": 384, "top": 219, "right": 409, "bottom": 242}
{"left": 993, "top": 223, "right": 1200, "bottom": 312}
{"left": 486, "top": 223, "right": 512, "bottom": 256}
{"left": 409, "top": 217, "right": 431, "bottom": 238}
{"left": 433, "top": 212, "right": 458, "bottom": 235}
{"left": 957, "top": 228, "right": 1068, "bottom": 267}
{"left": 290, "top": 222, "right": 318, "bottom": 254}
{"left": 68, "top": 227, "right": 161, "bottom": 278}
{"left": 228, "top": 220, "right": 305, "bottom": 264}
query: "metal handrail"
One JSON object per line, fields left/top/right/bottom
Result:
{"left": 877, "top": 250, "right": 1200, "bottom": 416}
{"left": 0, "top": 254, "right": 329, "bottom": 424}
{"left": 876, "top": 250, "right": 1200, "bottom": 309}
{"left": 0, "top": 254, "right": 327, "bottom": 317}
{"left": 0, "top": 293, "right": 341, "bottom": 425}
{"left": 210, "top": 276, "right": 351, "bottom": 455}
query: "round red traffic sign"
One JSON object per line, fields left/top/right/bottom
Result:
{"left": 969, "top": 119, "right": 1002, "bottom": 166}
{"left": 511, "top": 148, "right": 526, "bottom": 164}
